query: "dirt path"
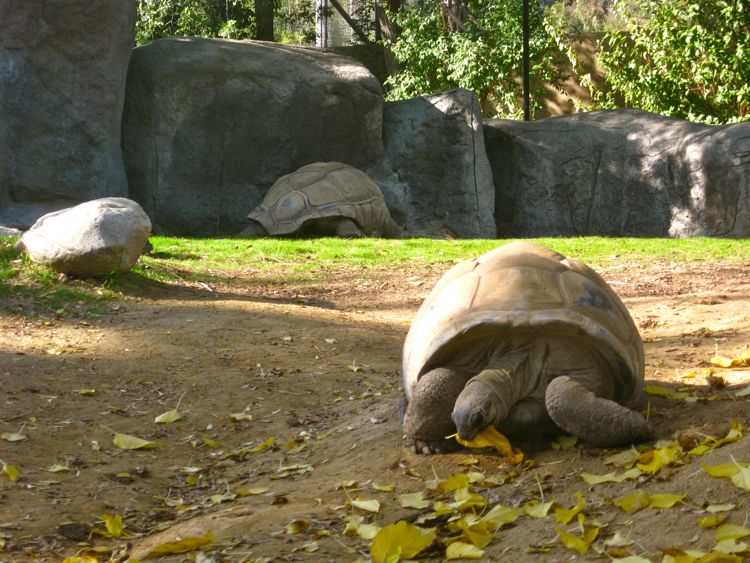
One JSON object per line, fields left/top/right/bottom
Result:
{"left": 1, "top": 258, "right": 750, "bottom": 561}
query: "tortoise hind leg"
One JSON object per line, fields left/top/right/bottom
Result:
{"left": 333, "top": 218, "right": 365, "bottom": 238}
{"left": 545, "top": 376, "right": 654, "bottom": 447}
{"left": 403, "top": 367, "right": 473, "bottom": 454}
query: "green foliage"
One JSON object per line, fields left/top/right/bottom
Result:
{"left": 384, "top": 0, "right": 566, "bottom": 118}
{"left": 592, "top": 0, "right": 749, "bottom": 123}
{"left": 135, "top": 0, "right": 258, "bottom": 44}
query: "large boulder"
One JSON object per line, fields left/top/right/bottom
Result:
{"left": 485, "top": 109, "right": 750, "bottom": 237}
{"left": 18, "top": 198, "right": 151, "bottom": 277}
{"left": 0, "top": 1, "right": 136, "bottom": 229}
{"left": 378, "top": 89, "right": 496, "bottom": 238}
{"left": 122, "top": 38, "right": 384, "bottom": 236}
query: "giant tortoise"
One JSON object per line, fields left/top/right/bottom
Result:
{"left": 241, "top": 162, "right": 400, "bottom": 238}
{"left": 402, "top": 241, "right": 654, "bottom": 454}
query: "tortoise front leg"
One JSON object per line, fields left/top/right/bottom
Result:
{"left": 545, "top": 376, "right": 654, "bottom": 447}
{"left": 403, "top": 367, "right": 472, "bottom": 454}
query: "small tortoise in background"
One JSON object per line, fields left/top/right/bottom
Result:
{"left": 241, "top": 162, "right": 401, "bottom": 238}
{"left": 402, "top": 241, "right": 654, "bottom": 454}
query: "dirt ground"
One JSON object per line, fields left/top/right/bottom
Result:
{"left": 2, "top": 252, "right": 750, "bottom": 562}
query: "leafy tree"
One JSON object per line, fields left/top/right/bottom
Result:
{"left": 383, "top": 0, "right": 567, "bottom": 118}
{"left": 591, "top": 0, "right": 749, "bottom": 124}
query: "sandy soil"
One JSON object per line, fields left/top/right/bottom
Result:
{"left": 1, "top": 254, "right": 750, "bottom": 562}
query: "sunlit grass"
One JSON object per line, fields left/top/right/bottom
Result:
{"left": 2, "top": 235, "right": 748, "bottom": 318}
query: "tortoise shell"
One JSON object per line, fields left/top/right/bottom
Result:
{"left": 248, "top": 162, "right": 394, "bottom": 236}
{"left": 402, "top": 241, "right": 644, "bottom": 406}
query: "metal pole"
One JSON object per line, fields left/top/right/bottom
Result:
{"left": 522, "top": 0, "right": 530, "bottom": 121}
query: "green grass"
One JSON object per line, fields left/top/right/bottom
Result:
{"left": 2, "top": 236, "right": 748, "bottom": 318}
{"left": 142, "top": 236, "right": 750, "bottom": 273}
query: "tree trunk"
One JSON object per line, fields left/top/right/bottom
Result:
{"left": 254, "top": 0, "right": 274, "bottom": 41}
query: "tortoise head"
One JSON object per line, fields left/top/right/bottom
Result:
{"left": 451, "top": 379, "right": 504, "bottom": 441}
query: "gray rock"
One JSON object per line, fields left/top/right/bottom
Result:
{"left": 0, "top": 1, "right": 136, "bottom": 228}
{"left": 0, "top": 226, "right": 21, "bottom": 237}
{"left": 378, "top": 89, "right": 496, "bottom": 238}
{"left": 484, "top": 109, "right": 750, "bottom": 237}
{"left": 122, "top": 38, "right": 384, "bottom": 236}
{"left": 18, "top": 198, "right": 151, "bottom": 277}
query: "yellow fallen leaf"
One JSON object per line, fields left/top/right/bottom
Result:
{"left": 604, "top": 449, "right": 641, "bottom": 467}
{"left": 370, "top": 521, "right": 436, "bottom": 563}
{"left": 202, "top": 438, "right": 221, "bottom": 449}
{"left": 648, "top": 493, "right": 686, "bottom": 509}
{"left": 446, "top": 541, "right": 484, "bottom": 560}
{"left": 95, "top": 513, "right": 123, "bottom": 538}
{"left": 372, "top": 482, "right": 396, "bottom": 492}
{"left": 730, "top": 465, "right": 750, "bottom": 491}
{"left": 351, "top": 497, "right": 380, "bottom": 513}
{"left": 62, "top": 557, "right": 99, "bottom": 563}
{"left": 398, "top": 491, "right": 430, "bottom": 509}
{"left": 229, "top": 409, "right": 253, "bottom": 421}
{"left": 556, "top": 526, "right": 599, "bottom": 554}
{"left": 699, "top": 515, "right": 726, "bottom": 528}
{"left": 480, "top": 504, "right": 524, "bottom": 527}
{"left": 645, "top": 385, "right": 690, "bottom": 400}
{"left": 611, "top": 557, "right": 652, "bottom": 563}
{"left": 144, "top": 530, "right": 215, "bottom": 558}
{"left": 614, "top": 491, "right": 651, "bottom": 514}
{"left": 47, "top": 463, "right": 70, "bottom": 473}
{"left": 581, "top": 468, "right": 642, "bottom": 484}
{"left": 636, "top": 447, "right": 678, "bottom": 474}
{"left": 2, "top": 462, "right": 21, "bottom": 482}
{"left": 703, "top": 463, "right": 742, "bottom": 478}
{"left": 299, "top": 541, "right": 319, "bottom": 553}
{"left": 429, "top": 473, "right": 469, "bottom": 493}
{"left": 715, "top": 539, "right": 750, "bottom": 554}
{"left": 736, "top": 385, "right": 750, "bottom": 398}
{"left": 710, "top": 355, "right": 742, "bottom": 368}
{"left": 448, "top": 514, "right": 494, "bottom": 548}
{"left": 707, "top": 503, "right": 737, "bottom": 513}
{"left": 250, "top": 437, "right": 274, "bottom": 453}
{"left": 604, "top": 532, "right": 634, "bottom": 547}
{"left": 555, "top": 492, "right": 584, "bottom": 524}
{"left": 154, "top": 409, "right": 182, "bottom": 424}
{"left": 715, "top": 523, "right": 750, "bottom": 541}
{"left": 1, "top": 432, "right": 27, "bottom": 442}
{"left": 76, "top": 389, "right": 98, "bottom": 396}
{"left": 524, "top": 500, "right": 554, "bottom": 518}
{"left": 235, "top": 486, "right": 270, "bottom": 496}
{"left": 552, "top": 435, "right": 578, "bottom": 450}
{"left": 451, "top": 487, "right": 487, "bottom": 512}
{"left": 113, "top": 433, "right": 159, "bottom": 450}
{"left": 286, "top": 519, "right": 310, "bottom": 534}
{"left": 343, "top": 515, "right": 380, "bottom": 539}
{"left": 451, "top": 427, "right": 523, "bottom": 462}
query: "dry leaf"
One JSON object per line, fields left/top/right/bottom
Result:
{"left": 250, "top": 437, "right": 274, "bottom": 453}
{"left": 286, "top": 519, "right": 310, "bottom": 534}
{"left": 113, "top": 433, "right": 159, "bottom": 450}
{"left": 76, "top": 389, "right": 98, "bottom": 396}
{"left": 614, "top": 491, "right": 651, "bottom": 514}
{"left": 344, "top": 515, "right": 381, "bottom": 539}
{"left": 451, "top": 427, "right": 523, "bottom": 462}
{"left": 154, "top": 409, "right": 182, "bottom": 424}
{"left": 95, "top": 514, "right": 124, "bottom": 538}
{"left": 446, "top": 541, "right": 484, "bottom": 560}
{"left": 714, "top": 539, "right": 750, "bottom": 554}
{"left": 2, "top": 462, "right": 21, "bottom": 482}
{"left": 636, "top": 447, "right": 678, "bottom": 474}
{"left": 555, "top": 492, "right": 584, "bottom": 524}
{"left": 524, "top": 500, "right": 554, "bottom": 518}
{"left": 144, "top": 530, "right": 215, "bottom": 558}
{"left": 552, "top": 435, "right": 578, "bottom": 450}
{"left": 47, "top": 463, "right": 70, "bottom": 473}
{"left": 229, "top": 409, "right": 253, "bottom": 421}
{"left": 1, "top": 432, "right": 27, "bottom": 442}
{"left": 202, "top": 438, "right": 221, "bottom": 449}
{"left": 235, "top": 486, "right": 270, "bottom": 496}
{"left": 715, "top": 523, "right": 750, "bottom": 541}
{"left": 398, "top": 491, "right": 430, "bottom": 509}
{"left": 351, "top": 497, "right": 380, "bottom": 513}
{"left": 699, "top": 515, "right": 727, "bottom": 528}
{"left": 372, "top": 482, "right": 396, "bottom": 492}
{"left": 370, "top": 521, "right": 436, "bottom": 563}
{"left": 580, "top": 468, "right": 642, "bottom": 484}
{"left": 556, "top": 526, "right": 599, "bottom": 554}
{"left": 645, "top": 385, "right": 690, "bottom": 400}
{"left": 648, "top": 493, "right": 686, "bottom": 509}
{"left": 298, "top": 541, "right": 319, "bottom": 553}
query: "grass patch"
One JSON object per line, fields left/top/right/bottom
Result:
{"left": 0, "top": 238, "right": 116, "bottom": 319}
{"left": 2, "top": 236, "right": 748, "bottom": 318}
{"left": 142, "top": 236, "right": 750, "bottom": 275}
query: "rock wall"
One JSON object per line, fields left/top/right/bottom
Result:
{"left": 485, "top": 110, "right": 750, "bottom": 238}
{"left": 121, "top": 38, "right": 384, "bottom": 236}
{"left": 0, "top": 1, "right": 136, "bottom": 229}
{"left": 378, "top": 89, "right": 496, "bottom": 238}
